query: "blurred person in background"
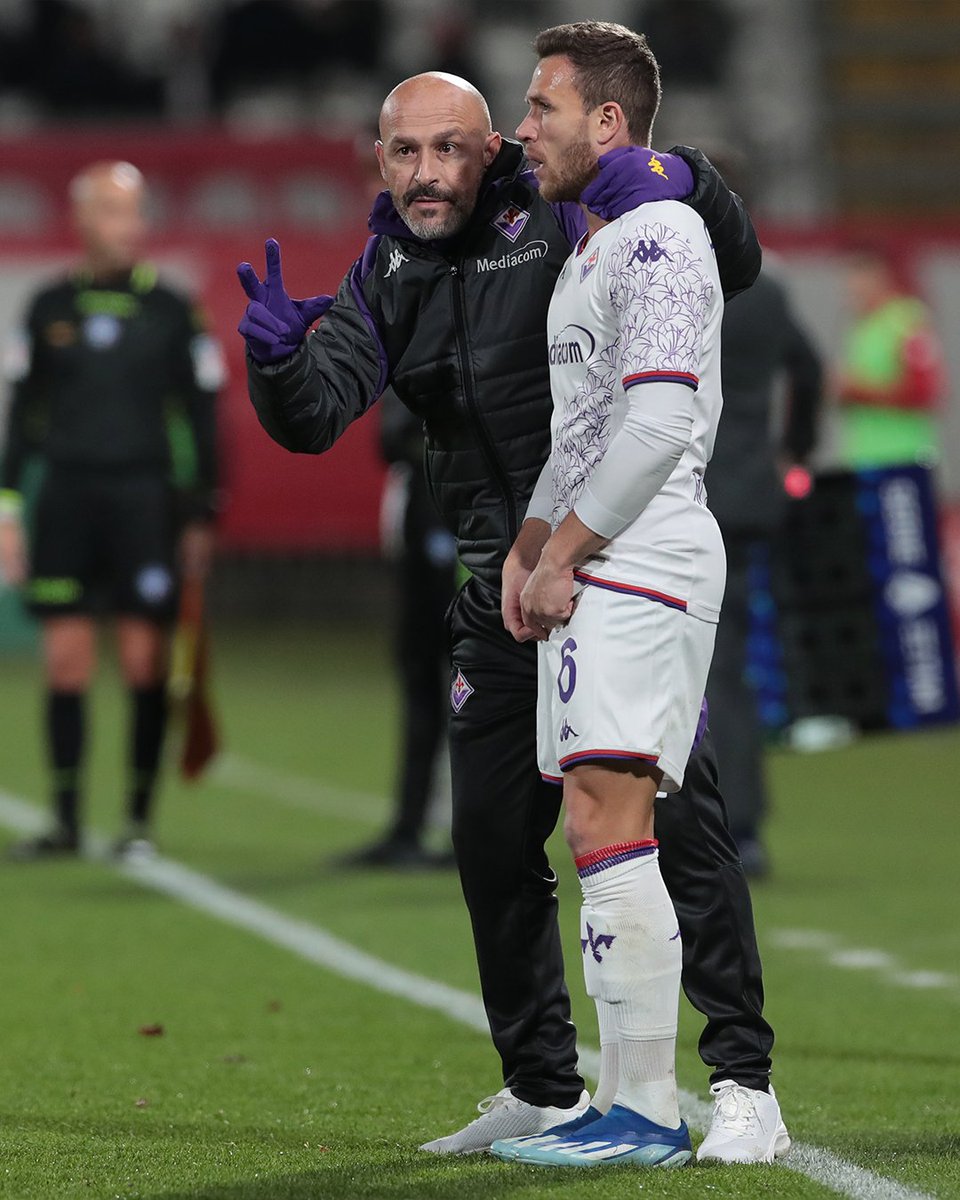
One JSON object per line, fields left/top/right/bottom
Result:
{"left": 704, "top": 153, "right": 823, "bottom": 878}
{"left": 342, "top": 391, "right": 458, "bottom": 869}
{"left": 836, "top": 246, "right": 945, "bottom": 470}
{"left": 238, "top": 70, "right": 785, "bottom": 1163}
{"left": 0, "top": 162, "right": 222, "bottom": 861}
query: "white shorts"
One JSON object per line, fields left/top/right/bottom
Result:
{"left": 536, "top": 582, "right": 717, "bottom": 792}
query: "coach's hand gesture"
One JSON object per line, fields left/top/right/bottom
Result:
{"left": 237, "top": 239, "right": 334, "bottom": 365}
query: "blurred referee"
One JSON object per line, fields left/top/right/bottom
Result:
{"left": 0, "top": 161, "right": 222, "bottom": 860}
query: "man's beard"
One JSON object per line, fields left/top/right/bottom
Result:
{"left": 396, "top": 183, "right": 473, "bottom": 239}
{"left": 538, "top": 137, "right": 598, "bottom": 203}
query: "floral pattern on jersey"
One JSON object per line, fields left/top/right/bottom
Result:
{"left": 608, "top": 221, "right": 713, "bottom": 381}
{"left": 551, "top": 343, "right": 619, "bottom": 527}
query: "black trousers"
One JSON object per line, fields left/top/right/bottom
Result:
{"left": 705, "top": 536, "right": 768, "bottom": 840}
{"left": 448, "top": 578, "right": 774, "bottom": 1107}
{"left": 389, "top": 479, "right": 458, "bottom": 844}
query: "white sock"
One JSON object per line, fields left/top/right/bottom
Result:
{"left": 576, "top": 840, "right": 682, "bottom": 1130}
{"left": 591, "top": 999, "right": 619, "bottom": 1114}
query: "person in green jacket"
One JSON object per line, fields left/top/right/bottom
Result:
{"left": 837, "top": 247, "right": 944, "bottom": 469}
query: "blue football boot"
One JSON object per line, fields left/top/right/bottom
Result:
{"left": 492, "top": 1103, "right": 691, "bottom": 1168}
{"left": 490, "top": 1104, "right": 604, "bottom": 1161}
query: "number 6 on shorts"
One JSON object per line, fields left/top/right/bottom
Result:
{"left": 558, "top": 637, "right": 577, "bottom": 703}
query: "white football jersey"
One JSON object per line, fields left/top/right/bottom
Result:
{"left": 546, "top": 199, "right": 726, "bottom": 622}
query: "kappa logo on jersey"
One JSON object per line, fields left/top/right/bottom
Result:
{"left": 384, "top": 247, "right": 409, "bottom": 278}
{"left": 549, "top": 323, "right": 596, "bottom": 366}
{"left": 491, "top": 205, "right": 530, "bottom": 243}
{"left": 450, "top": 668, "right": 475, "bottom": 713}
{"left": 647, "top": 153, "right": 668, "bottom": 179}
{"left": 631, "top": 239, "right": 669, "bottom": 265}
{"left": 559, "top": 718, "right": 578, "bottom": 742}
{"left": 581, "top": 923, "right": 616, "bottom": 963}
{"left": 580, "top": 248, "right": 599, "bottom": 282}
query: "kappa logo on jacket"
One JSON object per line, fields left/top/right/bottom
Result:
{"left": 384, "top": 247, "right": 409, "bottom": 278}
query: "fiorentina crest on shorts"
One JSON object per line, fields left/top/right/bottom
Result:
{"left": 450, "top": 667, "right": 475, "bottom": 713}
{"left": 491, "top": 205, "right": 530, "bottom": 243}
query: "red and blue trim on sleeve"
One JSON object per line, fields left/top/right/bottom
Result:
{"left": 623, "top": 369, "right": 699, "bottom": 390}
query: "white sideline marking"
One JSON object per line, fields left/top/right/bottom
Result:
{"left": 210, "top": 753, "right": 388, "bottom": 824}
{"left": 771, "top": 928, "right": 960, "bottom": 996}
{"left": 0, "top": 792, "right": 934, "bottom": 1200}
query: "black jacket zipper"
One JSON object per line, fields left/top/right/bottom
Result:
{"left": 449, "top": 263, "right": 519, "bottom": 545}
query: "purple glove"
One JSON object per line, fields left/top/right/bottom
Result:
{"left": 582, "top": 147, "right": 694, "bottom": 221}
{"left": 237, "top": 239, "right": 334, "bottom": 365}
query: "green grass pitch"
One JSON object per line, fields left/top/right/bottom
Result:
{"left": 0, "top": 620, "right": 958, "bottom": 1199}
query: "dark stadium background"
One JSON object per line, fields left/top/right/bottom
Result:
{"left": 1, "top": 0, "right": 957, "bottom": 609}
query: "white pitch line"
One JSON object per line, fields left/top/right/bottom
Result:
{"left": 0, "top": 791, "right": 935, "bottom": 1200}
{"left": 210, "top": 752, "right": 388, "bottom": 824}
{"left": 771, "top": 928, "right": 960, "bottom": 997}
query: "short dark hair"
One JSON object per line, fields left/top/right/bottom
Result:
{"left": 534, "top": 20, "right": 661, "bottom": 145}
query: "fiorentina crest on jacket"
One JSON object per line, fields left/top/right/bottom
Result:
{"left": 491, "top": 205, "right": 530, "bottom": 243}
{"left": 450, "top": 668, "right": 475, "bottom": 713}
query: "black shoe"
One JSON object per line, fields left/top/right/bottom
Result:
{"left": 338, "top": 836, "right": 454, "bottom": 870}
{"left": 7, "top": 827, "right": 80, "bottom": 861}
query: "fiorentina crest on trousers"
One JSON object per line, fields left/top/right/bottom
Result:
{"left": 450, "top": 668, "right": 475, "bottom": 713}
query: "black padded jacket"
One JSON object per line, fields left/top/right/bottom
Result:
{"left": 247, "top": 140, "right": 760, "bottom": 593}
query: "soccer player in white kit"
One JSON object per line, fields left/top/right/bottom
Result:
{"left": 494, "top": 21, "right": 726, "bottom": 1169}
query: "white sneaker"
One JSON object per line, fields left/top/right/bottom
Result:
{"left": 696, "top": 1081, "right": 791, "bottom": 1164}
{"left": 419, "top": 1087, "right": 591, "bottom": 1155}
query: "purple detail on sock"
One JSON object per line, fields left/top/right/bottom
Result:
{"left": 576, "top": 843, "right": 657, "bottom": 879}
{"left": 580, "top": 922, "right": 616, "bottom": 963}
{"left": 669, "top": 929, "right": 681, "bottom": 941}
